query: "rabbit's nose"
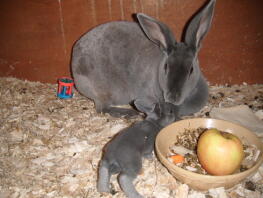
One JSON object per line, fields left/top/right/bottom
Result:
{"left": 173, "top": 93, "right": 184, "bottom": 105}
{"left": 166, "top": 92, "right": 177, "bottom": 104}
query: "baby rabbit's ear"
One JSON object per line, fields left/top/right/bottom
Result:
{"left": 137, "top": 13, "right": 176, "bottom": 54}
{"left": 134, "top": 100, "right": 161, "bottom": 120}
{"left": 152, "top": 103, "right": 161, "bottom": 116}
{"left": 184, "top": 0, "right": 216, "bottom": 49}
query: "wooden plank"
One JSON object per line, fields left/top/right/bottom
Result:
{"left": 0, "top": 0, "right": 65, "bottom": 83}
{"left": 0, "top": 0, "right": 262, "bottom": 84}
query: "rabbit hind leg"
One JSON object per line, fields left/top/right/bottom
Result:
{"left": 118, "top": 173, "right": 143, "bottom": 198}
{"left": 97, "top": 160, "right": 111, "bottom": 193}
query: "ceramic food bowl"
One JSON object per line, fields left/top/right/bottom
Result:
{"left": 155, "top": 118, "right": 263, "bottom": 191}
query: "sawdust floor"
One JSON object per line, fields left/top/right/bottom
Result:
{"left": 0, "top": 77, "right": 262, "bottom": 198}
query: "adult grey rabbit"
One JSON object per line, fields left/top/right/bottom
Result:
{"left": 97, "top": 100, "right": 179, "bottom": 198}
{"left": 71, "top": 0, "right": 216, "bottom": 118}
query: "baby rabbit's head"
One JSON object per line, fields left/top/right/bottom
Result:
{"left": 134, "top": 100, "right": 179, "bottom": 127}
{"left": 154, "top": 102, "right": 179, "bottom": 128}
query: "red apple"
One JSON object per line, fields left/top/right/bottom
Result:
{"left": 197, "top": 128, "right": 244, "bottom": 176}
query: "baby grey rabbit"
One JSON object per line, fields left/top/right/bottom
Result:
{"left": 71, "top": 0, "right": 216, "bottom": 118}
{"left": 97, "top": 101, "right": 178, "bottom": 198}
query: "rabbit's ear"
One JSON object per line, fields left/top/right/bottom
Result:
{"left": 184, "top": 0, "right": 216, "bottom": 49}
{"left": 137, "top": 13, "right": 176, "bottom": 54}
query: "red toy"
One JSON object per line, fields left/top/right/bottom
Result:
{"left": 57, "top": 77, "right": 74, "bottom": 99}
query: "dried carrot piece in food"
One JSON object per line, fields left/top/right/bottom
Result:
{"left": 170, "top": 154, "right": 185, "bottom": 164}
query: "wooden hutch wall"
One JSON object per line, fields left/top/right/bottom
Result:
{"left": 0, "top": 0, "right": 262, "bottom": 84}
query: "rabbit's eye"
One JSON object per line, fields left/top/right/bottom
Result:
{"left": 189, "top": 66, "right": 193, "bottom": 76}
{"left": 164, "top": 63, "right": 168, "bottom": 74}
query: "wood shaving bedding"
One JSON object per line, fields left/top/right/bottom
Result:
{"left": 0, "top": 77, "right": 262, "bottom": 198}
